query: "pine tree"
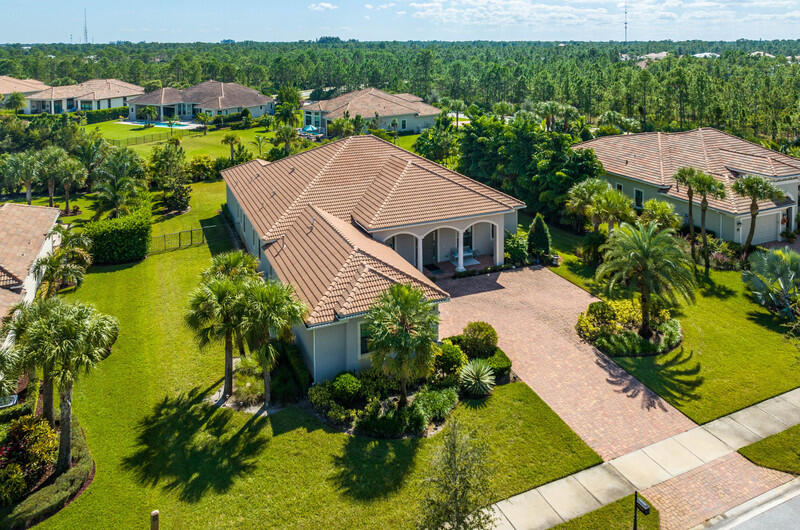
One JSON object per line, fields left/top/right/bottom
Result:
{"left": 528, "top": 213, "right": 552, "bottom": 259}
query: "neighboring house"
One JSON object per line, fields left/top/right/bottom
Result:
{"left": 577, "top": 128, "right": 800, "bottom": 245}
{"left": 24, "top": 79, "right": 143, "bottom": 114}
{"left": 222, "top": 135, "right": 524, "bottom": 381}
{"left": 303, "top": 88, "right": 440, "bottom": 136}
{"left": 128, "top": 80, "right": 275, "bottom": 121}
{"left": 0, "top": 76, "right": 50, "bottom": 101}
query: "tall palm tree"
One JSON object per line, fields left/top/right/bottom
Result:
{"left": 141, "top": 106, "right": 158, "bottom": 127}
{"left": 274, "top": 125, "right": 297, "bottom": 157}
{"left": 32, "top": 225, "right": 92, "bottom": 298}
{"left": 693, "top": 171, "right": 727, "bottom": 275}
{"left": 5, "top": 299, "right": 118, "bottom": 471}
{"left": 365, "top": 284, "right": 439, "bottom": 406}
{"left": 250, "top": 135, "right": 269, "bottom": 157}
{"left": 566, "top": 178, "right": 610, "bottom": 232}
{"left": 589, "top": 188, "right": 634, "bottom": 234}
{"left": 390, "top": 118, "right": 399, "bottom": 143}
{"left": 95, "top": 148, "right": 145, "bottom": 218}
{"left": 732, "top": 175, "right": 783, "bottom": 254}
{"left": 57, "top": 157, "right": 88, "bottom": 214}
{"left": 221, "top": 133, "right": 240, "bottom": 163}
{"left": 195, "top": 112, "right": 211, "bottom": 135}
{"left": 165, "top": 114, "right": 179, "bottom": 136}
{"left": 74, "top": 135, "right": 108, "bottom": 191}
{"left": 186, "top": 278, "right": 244, "bottom": 398}
{"left": 597, "top": 222, "right": 696, "bottom": 338}
{"left": 242, "top": 280, "right": 307, "bottom": 405}
{"left": 674, "top": 167, "right": 700, "bottom": 261}
{"left": 40, "top": 146, "right": 69, "bottom": 207}
{"left": 275, "top": 103, "right": 299, "bottom": 127}
{"left": 450, "top": 99, "right": 466, "bottom": 128}
{"left": 5, "top": 150, "right": 40, "bottom": 205}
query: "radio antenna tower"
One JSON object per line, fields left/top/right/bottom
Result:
{"left": 624, "top": 0, "right": 628, "bottom": 45}
{"left": 83, "top": 9, "right": 88, "bottom": 44}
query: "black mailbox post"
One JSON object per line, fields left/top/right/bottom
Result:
{"left": 633, "top": 491, "right": 650, "bottom": 529}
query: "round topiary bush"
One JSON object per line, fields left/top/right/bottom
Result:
{"left": 434, "top": 340, "right": 468, "bottom": 375}
{"left": 331, "top": 373, "right": 362, "bottom": 405}
{"left": 460, "top": 321, "right": 498, "bottom": 358}
{"left": 459, "top": 359, "right": 495, "bottom": 398}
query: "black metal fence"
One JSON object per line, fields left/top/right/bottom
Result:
{"left": 150, "top": 224, "right": 230, "bottom": 254}
{"left": 108, "top": 129, "right": 197, "bottom": 148}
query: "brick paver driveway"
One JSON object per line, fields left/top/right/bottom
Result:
{"left": 438, "top": 267, "right": 696, "bottom": 460}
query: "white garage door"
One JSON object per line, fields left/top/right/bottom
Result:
{"left": 751, "top": 212, "right": 780, "bottom": 244}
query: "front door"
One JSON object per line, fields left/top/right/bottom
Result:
{"left": 422, "top": 231, "right": 437, "bottom": 266}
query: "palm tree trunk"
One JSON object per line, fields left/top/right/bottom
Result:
{"left": 285, "top": 142, "right": 291, "bottom": 156}
{"left": 263, "top": 368, "right": 271, "bottom": 406}
{"left": 56, "top": 380, "right": 73, "bottom": 474}
{"left": 639, "top": 286, "right": 652, "bottom": 339}
{"left": 701, "top": 200, "right": 710, "bottom": 276}
{"left": 26, "top": 180, "right": 32, "bottom": 205}
{"left": 64, "top": 184, "right": 71, "bottom": 213}
{"left": 592, "top": 214, "right": 600, "bottom": 233}
{"left": 224, "top": 330, "right": 233, "bottom": 398}
{"left": 744, "top": 200, "right": 759, "bottom": 254}
{"left": 687, "top": 188, "right": 696, "bottom": 262}
{"left": 399, "top": 379, "right": 408, "bottom": 408}
{"left": 48, "top": 178, "right": 55, "bottom": 208}
{"left": 608, "top": 219, "right": 615, "bottom": 235}
{"left": 42, "top": 372, "right": 55, "bottom": 427}
{"left": 236, "top": 331, "right": 246, "bottom": 358}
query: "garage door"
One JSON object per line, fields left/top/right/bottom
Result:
{"left": 751, "top": 212, "right": 779, "bottom": 244}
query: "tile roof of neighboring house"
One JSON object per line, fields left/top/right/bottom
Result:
{"left": 577, "top": 128, "right": 800, "bottom": 215}
{"left": 0, "top": 76, "right": 50, "bottom": 94}
{"left": 304, "top": 88, "right": 441, "bottom": 120}
{"left": 223, "top": 135, "right": 523, "bottom": 325}
{"left": 26, "top": 79, "right": 143, "bottom": 101}
{"left": 129, "top": 80, "right": 274, "bottom": 110}
{"left": 264, "top": 205, "right": 448, "bottom": 326}
{"left": 0, "top": 203, "right": 59, "bottom": 318}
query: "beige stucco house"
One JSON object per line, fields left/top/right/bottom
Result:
{"left": 222, "top": 135, "right": 524, "bottom": 381}
{"left": 577, "top": 128, "right": 800, "bottom": 245}
{"left": 24, "top": 79, "right": 143, "bottom": 114}
{"left": 303, "top": 88, "right": 440, "bottom": 136}
{"left": 0, "top": 76, "right": 50, "bottom": 104}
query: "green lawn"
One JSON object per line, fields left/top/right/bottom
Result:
{"left": 395, "top": 133, "right": 420, "bottom": 152}
{"left": 34, "top": 184, "right": 599, "bottom": 528}
{"left": 739, "top": 424, "right": 800, "bottom": 474}
{"left": 555, "top": 494, "right": 659, "bottom": 529}
{"left": 547, "top": 226, "right": 800, "bottom": 424}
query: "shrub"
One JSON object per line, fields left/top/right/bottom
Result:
{"left": 504, "top": 226, "right": 529, "bottom": 265}
{"left": 233, "top": 373, "right": 263, "bottom": 406}
{"left": 2, "top": 415, "right": 58, "bottom": 489}
{"left": 579, "top": 230, "right": 607, "bottom": 266}
{"left": 84, "top": 207, "right": 151, "bottom": 264}
{"left": 280, "top": 342, "right": 312, "bottom": 393}
{"left": 83, "top": 106, "right": 128, "bottom": 124}
{"left": 459, "top": 359, "right": 495, "bottom": 398}
{"left": 0, "top": 463, "right": 27, "bottom": 505}
{"left": 326, "top": 402, "right": 358, "bottom": 427}
{"left": 486, "top": 348, "right": 512, "bottom": 380}
{"left": 308, "top": 381, "right": 334, "bottom": 412}
{"left": 595, "top": 319, "right": 682, "bottom": 357}
{"left": 331, "top": 373, "right": 362, "bottom": 406}
{"left": 162, "top": 183, "right": 191, "bottom": 212}
{"left": 187, "top": 155, "right": 217, "bottom": 181}
{"left": 237, "top": 354, "right": 262, "bottom": 376}
{"left": 0, "top": 379, "right": 39, "bottom": 425}
{"left": 434, "top": 340, "right": 467, "bottom": 375}
{"left": 358, "top": 366, "right": 399, "bottom": 401}
{"left": 528, "top": 213, "right": 552, "bottom": 259}
{"left": 356, "top": 399, "right": 427, "bottom": 438}
{"left": 414, "top": 387, "right": 458, "bottom": 422}
{"left": 460, "top": 321, "right": 498, "bottom": 359}
{"left": 576, "top": 299, "right": 670, "bottom": 342}
{"left": 271, "top": 362, "right": 302, "bottom": 404}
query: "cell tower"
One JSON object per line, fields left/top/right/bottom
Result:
{"left": 83, "top": 9, "right": 88, "bottom": 44}
{"left": 624, "top": 0, "right": 628, "bottom": 44}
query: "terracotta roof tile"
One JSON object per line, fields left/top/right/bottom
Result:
{"left": 0, "top": 76, "right": 50, "bottom": 94}
{"left": 26, "top": 79, "right": 143, "bottom": 101}
{"left": 577, "top": 128, "right": 800, "bottom": 215}
{"left": 130, "top": 80, "right": 273, "bottom": 110}
{"left": 304, "top": 88, "right": 440, "bottom": 120}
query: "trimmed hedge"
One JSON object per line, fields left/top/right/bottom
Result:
{"left": 487, "top": 348, "right": 512, "bottom": 380}
{"left": 84, "top": 106, "right": 128, "bottom": 124}
{"left": 0, "top": 418, "right": 93, "bottom": 529}
{"left": 84, "top": 208, "right": 152, "bottom": 264}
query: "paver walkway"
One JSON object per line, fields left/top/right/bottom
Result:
{"left": 489, "top": 386, "right": 800, "bottom": 529}
{"left": 438, "top": 267, "right": 695, "bottom": 460}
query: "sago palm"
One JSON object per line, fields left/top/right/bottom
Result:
{"left": 597, "top": 222, "right": 696, "bottom": 338}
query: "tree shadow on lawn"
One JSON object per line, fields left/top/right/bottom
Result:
{"left": 746, "top": 309, "right": 789, "bottom": 335}
{"left": 697, "top": 277, "right": 736, "bottom": 300}
{"left": 200, "top": 215, "right": 236, "bottom": 255}
{"left": 595, "top": 347, "right": 704, "bottom": 410}
{"left": 331, "top": 434, "right": 421, "bottom": 501}
{"left": 122, "top": 381, "right": 269, "bottom": 503}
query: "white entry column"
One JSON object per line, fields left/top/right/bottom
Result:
{"left": 456, "top": 230, "right": 465, "bottom": 272}
{"left": 494, "top": 224, "right": 504, "bottom": 266}
{"left": 416, "top": 236, "right": 424, "bottom": 272}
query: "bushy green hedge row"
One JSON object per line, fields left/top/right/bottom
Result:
{"left": 84, "top": 208, "right": 152, "bottom": 264}
{"left": 82, "top": 106, "right": 128, "bottom": 124}
{"left": 1, "top": 418, "right": 93, "bottom": 529}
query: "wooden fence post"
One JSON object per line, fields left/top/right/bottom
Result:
{"left": 150, "top": 510, "right": 159, "bottom": 530}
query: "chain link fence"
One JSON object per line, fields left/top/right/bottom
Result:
{"left": 150, "top": 224, "right": 231, "bottom": 254}
{"left": 108, "top": 129, "right": 197, "bottom": 148}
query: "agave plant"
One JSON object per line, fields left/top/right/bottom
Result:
{"left": 459, "top": 359, "right": 495, "bottom": 398}
{"left": 742, "top": 247, "right": 800, "bottom": 320}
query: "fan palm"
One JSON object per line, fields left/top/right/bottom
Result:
{"left": 195, "top": 112, "right": 211, "bottom": 135}
{"left": 74, "top": 135, "right": 109, "bottom": 190}
{"left": 95, "top": 148, "right": 145, "bottom": 218}
{"left": 732, "top": 175, "right": 783, "bottom": 254}
{"left": 693, "top": 171, "right": 727, "bottom": 275}
{"left": 365, "top": 284, "right": 439, "bottom": 406}
{"left": 274, "top": 125, "right": 298, "bottom": 156}
{"left": 221, "top": 133, "right": 240, "bottom": 163}
{"left": 589, "top": 188, "right": 634, "bottom": 234}
{"left": 275, "top": 103, "right": 299, "bottom": 127}
{"left": 742, "top": 247, "right": 800, "bottom": 320}
{"left": 674, "top": 167, "right": 700, "bottom": 261}
{"left": 567, "top": 178, "right": 609, "bottom": 232}
{"left": 40, "top": 146, "right": 69, "bottom": 208}
{"left": 141, "top": 105, "right": 157, "bottom": 127}
{"left": 597, "top": 222, "right": 696, "bottom": 338}
{"left": 250, "top": 135, "right": 269, "bottom": 157}
{"left": 242, "top": 280, "right": 307, "bottom": 405}
{"left": 5, "top": 150, "right": 40, "bottom": 205}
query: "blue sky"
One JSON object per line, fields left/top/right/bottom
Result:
{"left": 2, "top": 0, "right": 800, "bottom": 43}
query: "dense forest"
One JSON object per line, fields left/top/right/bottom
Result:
{"left": 2, "top": 39, "right": 800, "bottom": 142}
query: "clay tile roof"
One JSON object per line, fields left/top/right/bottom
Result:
{"left": 304, "top": 88, "right": 441, "bottom": 120}
{"left": 0, "top": 203, "right": 59, "bottom": 318}
{"left": 0, "top": 76, "right": 50, "bottom": 94}
{"left": 129, "top": 80, "right": 274, "bottom": 109}
{"left": 576, "top": 128, "right": 800, "bottom": 215}
{"left": 26, "top": 79, "right": 143, "bottom": 101}
{"left": 264, "top": 205, "right": 448, "bottom": 326}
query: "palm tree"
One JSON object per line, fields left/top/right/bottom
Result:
{"left": 4, "top": 91, "right": 26, "bottom": 115}
{"left": 186, "top": 278, "right": 244, "bottom": 398}
{"left": 250, "top": 135, "right": 269, "bottom": 157}
{"left": 590, "top": 188, "right": 634, "bottom": 234}
{"left": 96, "top": 148, "right": 145, "bottom": 218}
{"left": 732, "top": 175, "right": 783, "bottom": 255}
{"left": 222, "top": 133, "right": 240, "bottom": 163}
{"left": 450, "top": 99, "right": 466, "bottom": 128}
{"left": 5, "top": 150, "right": 40, "bottom": 205}
{"left": 32, "top": 225, "right": 92, "bottom": 298}
{"left": 165, "top": 114, "right": 179, "bottom": 136}
{"left": 566, "top": 178, "right": 609, "bottom": 232}
{"left": 141, "top": 106, "right": 158, "bottom": 127}
{"left": 242, "top": 280, "right": 307, "bottom": 405}
{"left": 49, "top": 224, "right": 92, "bottom": 268}
{"left": 743, "top": 247, "right": 800, "bottom": 319}
{"left": 5, "top": 299, "right": 118, "bottom": 471}
{"left": 390, "top": 118, "right": 399, "bottom": 143}
{"left": 74, "top": 136, "right": 108, "bottom": 190}
{"left": 275, "top": 103, "right": 299, "bottom": 127}
{"left": 674, "top": 167, "right": 700, "bottom": 261}
{"left": 693, "top": 172, "right": 727, "bottom": 275}
{"left": 639, "top": 199, "right": 680, "bottom": 232}
{"left": 40, "top": 145, "right": 69, "bottom": 208}
{"left": 259, "top": 114, "right": 275, "bottom": 132}
{"left": 364, "top": 284, "right": 439, "bottom": 406}
{"left": 274, "top": 125, "right": 297, "bottom": 157}
{"left": 597, "top": 222, "right": 696, "bottom": 338}
{"left": 57, "top": 157, "right": 88, "bottom": 214}
{"left": 195, "top": 112, "right": 211, "bottom": 135}
{"left": 203, "top": 250, "right": 260, "bottom": 281}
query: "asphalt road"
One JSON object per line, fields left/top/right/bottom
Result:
{"left": 735, "top": 494, "right": 800, "bottom": 529}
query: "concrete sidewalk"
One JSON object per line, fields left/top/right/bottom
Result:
{"left": 492, "top": 387, "right": 800, "bottom": 529}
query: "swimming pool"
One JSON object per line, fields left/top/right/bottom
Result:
{"left": 123, "top": 120, "right": 192, "bottom": 128}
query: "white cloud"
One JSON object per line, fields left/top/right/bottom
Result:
{"left": 365, "top": 3, "right": 374, "bottom": 8}
{"left": 308, "top": 2, "right": 338, "bottom": 11}
{"left": 396, "top": 10, "right": 407, "bottom": 14}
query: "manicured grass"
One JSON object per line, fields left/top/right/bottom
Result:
{"left": 40, "top": 184, "right": 599, "bottom": 528}
{"left": 395, "top": 133, "right": 420, "bottom": 153}
{"left": 548, "top": 226, "right": 800, "bottom": 424}
{"left": 739, "top": 424, "right": 800, "bottom": 474}
{"left": 555, "top": 494, "right": 659, "bottom": 529}
{"left": 1, "top": 193, "right": 98, "bottom": 227}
